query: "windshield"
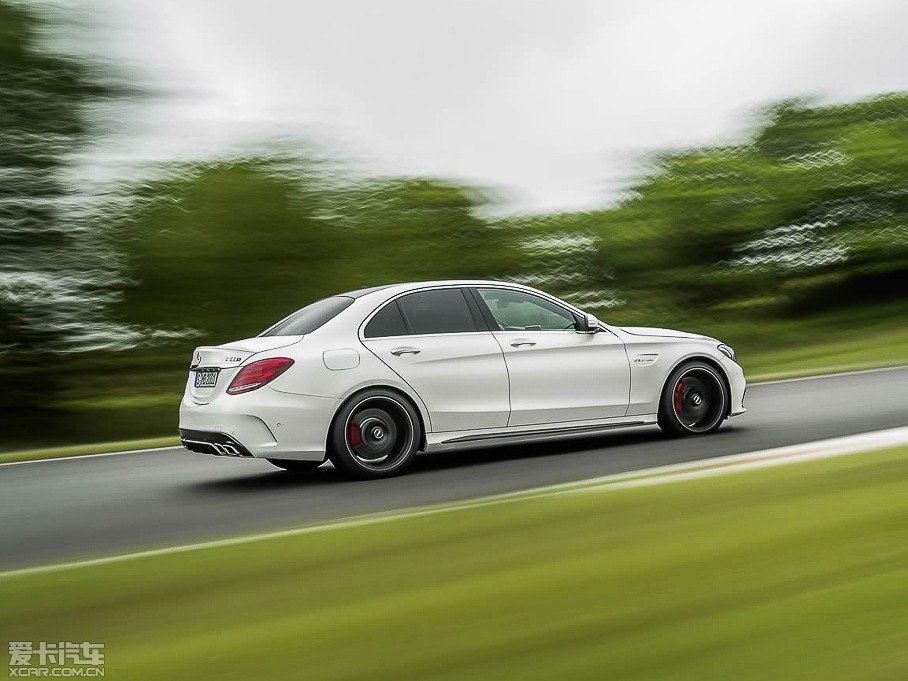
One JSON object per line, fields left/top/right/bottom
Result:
{"left": 258, "top": 296, "right": 354, "bottom": 337}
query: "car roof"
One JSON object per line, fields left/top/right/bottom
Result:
{"left": 338, "top": 284, "right": 397, "bottom": 299}
{"left": 340, "top": 279, "right": 585, "bottom": 313}
{"left": 342, "top": 280, "right": 512, "bottom": 298}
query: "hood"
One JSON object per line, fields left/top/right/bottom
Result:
{"left": 619, "top": 326, "right": 714, "bottom": 341}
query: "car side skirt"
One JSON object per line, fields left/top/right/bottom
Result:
{"left": 423, "top": 414, "right": 658, "bottom": 453}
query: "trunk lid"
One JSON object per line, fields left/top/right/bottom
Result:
{"left": 187, "top": 335, "right": 303, "bottom": 404}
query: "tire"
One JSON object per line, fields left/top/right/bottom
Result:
{"left": 657, "top": 361, "right": 728, "bottom": 437}
{"left": 328, "top": 389, "right": 422, "bottom": 479}
{"left": 267, "top": 459, "right": 324, "bottom": 472}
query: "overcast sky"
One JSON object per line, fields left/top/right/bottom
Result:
{"left": 80, "top": 0, "right": 908, "bottom": 213}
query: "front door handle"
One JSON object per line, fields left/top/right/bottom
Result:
{"left": 391, "top": 347, "right": 421, "bottom": 356}
{"left": 510, "top": 339, "right": 536, "bottom": 348}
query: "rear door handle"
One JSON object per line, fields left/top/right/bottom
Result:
{"left": 510, "top": 339, "right": 536, "bottom": 348}
{"left": 391, "top": 347, "right": 421, "bottom": 356}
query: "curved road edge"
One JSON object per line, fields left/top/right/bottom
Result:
{"left": 3, "top": 424, "right": 906, "bottom": 581}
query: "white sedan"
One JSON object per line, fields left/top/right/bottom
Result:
{"left": 179, "top": 281, "right": 746, "bottom": 478}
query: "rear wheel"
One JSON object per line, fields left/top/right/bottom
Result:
{"left": 658, "top": 362, "right": 728, "bottom": 436}
{"left": 267, "top": 459, "right": 324, "bottom": 472}
{"left": 328, "top": 389, "right": 422, "bottom": 479}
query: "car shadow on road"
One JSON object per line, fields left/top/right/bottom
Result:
{"left": 187, "top": 465, "right": 347, "bottom": 494}
{"left": 410, "top": 426, "right": 667, "bottom": 473}
{"left": 187, "top": 425, "right": 679, "bottom": 494}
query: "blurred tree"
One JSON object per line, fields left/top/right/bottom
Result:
{"left": 496, "top": 211, "right": 618, "bottom": 315}
{"left": 592, "top": 146, "right": 788, "bottom": 312}
{"left": 116, "top": 158, "right": 344, "bottom": 346}
{"left": 45, "top": 165, "right": 533, "bottom": 448}
{"left": 333, "top": 177, "right": 524, "bottom": 286}
{"left": 587, "top": 94, "right": 908, "bottom": 319}
{"left": 750, "top": 95, "right": 908, "bottom": 308}
{"left": 4, "top": 17, "right": 907, "bottom": 449}
{"left": 118, "top": 171, "right": 528, "bottom": 348}
{"left": 0, "top": 0, "right": 117, "bottom": 419}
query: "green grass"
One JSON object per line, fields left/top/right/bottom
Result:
{"left": 680, "top": 299, "right": 908, "bottom": 380}
{"left": 0, "top": 437, "right": 179, "bottom": 463}
{"left": 2, "top": 446, "right": 906, "bottom": 681}
{"left": 743, "top": 325, "right": 908, "bottom": 380}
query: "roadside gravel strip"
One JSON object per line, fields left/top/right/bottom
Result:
{"left": 3, "top": 425, "right": 906, "bottom": 581}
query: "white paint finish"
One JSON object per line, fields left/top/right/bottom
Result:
{"left": 175, "top": 280, "right": 746, "bottom": 461}
{"left": 4, "top": 425, "right": 904, "bottom": 581}
{"left": 492, "top": 329, "right": 631, "bottom": 425}
{"left": 180, "top": 388, "right": 335, "bottom": 461}
{"left": 614, "top": 328, "right": 747, "bottom": 418}
{"left": 619, "top": 326, "right": 713, "bottom": 340}
{"left": 424, "top": 413, "right": 657, "bottom": 451}
{"left": 322, "top": 348, "right": 360, "bottom": 371}
{"left": 363, "top": 332, "right": 510, "bottom": 431}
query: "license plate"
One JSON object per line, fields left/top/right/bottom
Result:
{"left": 194, "top": 368, "right": 219, "bottom": 388}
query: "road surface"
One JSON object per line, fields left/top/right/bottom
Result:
{"left": 2, "top": 367, "right": 906, "bottom": 571}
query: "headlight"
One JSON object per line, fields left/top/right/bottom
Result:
{"left": 718, "top": 344, "right": 736, "bottom": 362}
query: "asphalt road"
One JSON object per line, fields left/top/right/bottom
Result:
{"left": 2, "top": 367, "right": 907, "bottom": 571}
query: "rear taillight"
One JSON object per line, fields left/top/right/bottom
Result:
{"left": 226, "top": 357, "right": 294, "bottom": 395}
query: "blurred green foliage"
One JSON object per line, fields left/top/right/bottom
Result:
{"left": 117, "top": 159, "right": 338, "bottom": 342}
{"left": 0, "top": 0, "right": 114, "bottom": 420}
{"left": 0, "top": 0, "right": 906, "bottom": 447}
{"left": 603, "top": 96, "right": 908, "bottom": 313}
{"left": 116, "top": 165, "right": 522, "bottom": 342}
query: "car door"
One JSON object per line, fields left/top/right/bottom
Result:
{"left": 360, "top": 287, "right": 510, "bottom": 432}
{"left": 472, "top": 286, "right": 630, "bottom": 426}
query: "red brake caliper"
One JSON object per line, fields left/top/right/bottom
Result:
{"left": 673, "top": 380, "right": 685, "bottom": 414}
{"left": 348, "top": 422, "right": 362, "bottom": 448}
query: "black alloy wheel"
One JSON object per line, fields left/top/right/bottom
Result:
{"left": 658, "top": 363, "right": 728, "bottom": 436}
{"left": 328, "top": 390, "right": 421, "bottom": 479}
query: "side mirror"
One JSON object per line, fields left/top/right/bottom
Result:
{"left": 576, "top": 313, "right": 601, "bottom": 334}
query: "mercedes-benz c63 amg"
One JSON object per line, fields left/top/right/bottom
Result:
{"left": 179, "top": 281, "right": 746, "bottom": 478}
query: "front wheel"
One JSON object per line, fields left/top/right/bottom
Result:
{"left": 328, "top": 389, "right": 422, "bottom": 479}
{"left": 658, "top": 362, "right": 728, "bottom": 436}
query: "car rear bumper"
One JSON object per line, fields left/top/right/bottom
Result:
{"left": 179, "top": 429, "right": 254, "bottom": 457}
{"left": 178, "top": 387, "right": 337, "bottom": 461}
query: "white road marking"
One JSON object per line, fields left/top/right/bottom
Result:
{"left": 750, "top": 363, "right": 908, "bottom": 386}
{"left": 3, "top": 364, "right": 906, "bottom": 468}
{"left": 0, "top": 446, "right": 183, "bottom": 468}
{"left": 2, "top": 426, "right": 906, "bottom": 581}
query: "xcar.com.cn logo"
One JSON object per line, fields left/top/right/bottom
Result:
{"left": 8, "top": 642, "right": 105, "bottom": 677}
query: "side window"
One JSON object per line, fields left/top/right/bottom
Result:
{"left": 477, "top": 288, "right": 576, "bottom": 331}
{"left": 397, "top": 289, "right": 478, "bottom": 335}
{"left": 364, "top": 301, "right": 409, "bottom": 338}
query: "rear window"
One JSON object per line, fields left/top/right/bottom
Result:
{"left": 259, "top": 296, "right": 354, "bottom": 337}
{"left": 364, "top": 301, "right": 409, "bottom": 338}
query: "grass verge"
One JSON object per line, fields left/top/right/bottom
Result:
{"left": 742, "top": 326, "right": 908, "bottom": 381}
{"left": 2, "top": 445, "right": 906, "bottom": 680}
{"left": 0, "top": 437, "right": 180, "bottom": 464}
